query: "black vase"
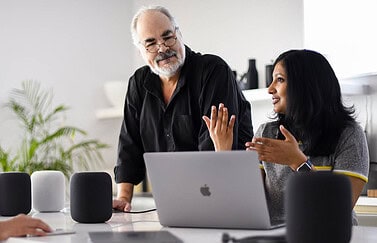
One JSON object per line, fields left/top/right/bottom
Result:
{"left": 265, "top": 64, "right": 273, "bottom": 87}
{"left": 246, "top": 59, "right": 258, "bottom": 89}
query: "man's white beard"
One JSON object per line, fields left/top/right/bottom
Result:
{"left": 150, "top": 61, "right": 183, "bottom": 78}
{"left": 149, "top": 49, "right": 185, "bottom": 78}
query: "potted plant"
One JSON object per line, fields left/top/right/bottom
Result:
{"left": 0, "top": 80, "right": 108, "bottom": 178}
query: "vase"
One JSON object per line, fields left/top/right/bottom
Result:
{"left": 265, "top": 64, "right": 273, "bottom": 87}
{"left": 246, "top": 59, "right": 258, "bottom": 89}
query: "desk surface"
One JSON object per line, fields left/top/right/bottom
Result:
{"left": 1, "top": 210, "right": 377, "bottom": 243}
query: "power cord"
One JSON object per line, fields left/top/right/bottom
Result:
{"left": 113, "top": 208, "right": 157, "bottom": 214}
{"left": 222, "top": 233, "right": 287, "bottom": 243}
{"left": 125, "top": 208, "right": 157, "bottom": 214}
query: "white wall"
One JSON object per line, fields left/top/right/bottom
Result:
{"left": 304, "top": 0, "right": 377, "bottom": 78}
{"left": 0, "top": 0, "right": 134, "bottom": 173}
{"left": 131, "top": 0, "right": 304, "bottom": 86}
{"left": 0, "top": 0, "right": 304, "bottom": 184}
{"left": 303, "top": 0, "right": 377, "bottom": 162}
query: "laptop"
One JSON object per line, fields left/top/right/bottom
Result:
{"left": 143, "top": 150, "right": 285, "bottom": 229}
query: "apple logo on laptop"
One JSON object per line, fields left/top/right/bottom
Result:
{"left": 200, "top": 184, "right": 211, "bottom": 196}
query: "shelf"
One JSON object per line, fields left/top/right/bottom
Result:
{"left": 339, "top": 72, "right": 375, "bottom": 95}
{"left": 340, "top": 83, "right": 370, "bottom": 95}
{"left": 242, "top": 88, "right": 270, "bottom": 103}
{"left": 96, "top": 90, "right": 270, "bottom": 119}
{"left": 242, "top": 81, "right": 370, "bottom": 104}
{"left": 96, "top": 107, "right": 122, "bottom": 119}
{"left": 96, "top": 80, "right": 371, "bottom": 120}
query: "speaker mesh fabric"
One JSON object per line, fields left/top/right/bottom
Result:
{"left": 0, "top": 172, "right": 31, "bottom": 216}
{"left": 31, "top": 170, "right": 65, "bottom": 212}
{"left": 286, "top": 172, "right": 352, "bottom": 243}
{"left": 70, "top": 172, "right": 112, "bottom": 223}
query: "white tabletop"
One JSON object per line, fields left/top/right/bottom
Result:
{"left": 2, "top": 210, "right": 377, "bottom": 243}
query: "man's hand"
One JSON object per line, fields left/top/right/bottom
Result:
{"left": 113, "top": 182, "right": 134, "bottom": 212}
{"left": 112, "top": 198, "right": 132, "bottom": 212}
{"left": 202, "top": 103, "right": 235, "bottom": 151}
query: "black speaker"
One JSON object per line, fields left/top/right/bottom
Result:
{"left": 286, "top": 172, "right": 352, "bottom": 243}
{"left": 70, "top": 172, "right": 112, "bottom": 223}
{"left": 0, "top": 172, "right": 31, "bottom": 216}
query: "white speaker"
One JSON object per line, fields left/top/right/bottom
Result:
{"left": 31, "top": 170, "right": 65, "bottom": 212}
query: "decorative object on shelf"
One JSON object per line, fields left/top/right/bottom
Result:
{"left": 31, "top": 170, "right": 65, "bottom": 212}
{"left": 0, "top": 80, "right": 108, "bottom": 179}
{"left": 70, "top": 172, "right": 112, "bottom": 223}
{"left": 232, "top": 70, "right": 237, "bottom": 80}
{"left": 0, "top": 172, "right": 31, "bottom": 216}
{"left": 265, "top": 63, "right": 274, "bottom": 87}
{"left": 362, "top": 163, "right": 377, "bottom": 195}
{"left": 96, "top": 80, "right": 127, "bottom": 119}
{"left": 246, "top": 59, "right": 259, "bottom": 90}
{"left": 236, "top": 59, "right": 259, "bottom": 90}
{"left": 354, "top": 196, "right": 377, "bottom": 214}
{"left": 368, "top": 189, "right": 377, "bottom": 197}
{"left": 103, "top": 80, "right": 127, "bottom": 108}
{"left": 236, "top": 74, "right": 246, "bottom": 90}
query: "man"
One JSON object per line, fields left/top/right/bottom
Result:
{"left": 113, "top": 6, "right": 253, "bottom": 211}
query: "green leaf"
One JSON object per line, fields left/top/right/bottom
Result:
{"left": 0, "top": 146, "right": 17, "bottom": 171}
{"left": 44, "top": 105, "right": 69, "bottom": 123}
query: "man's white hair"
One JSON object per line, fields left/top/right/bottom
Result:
{"left": 130, "top": 6, "right": 179, "bottom": 46}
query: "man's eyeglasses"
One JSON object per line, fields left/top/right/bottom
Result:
{"left": 142, "top": 29, "right": 178, "bottom": 53}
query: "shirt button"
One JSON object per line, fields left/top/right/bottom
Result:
{"left": 166, "top": 133, "right": 170, "bottom": 137}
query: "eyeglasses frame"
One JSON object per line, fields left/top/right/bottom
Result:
{"left": 140, "top": 27, "right": 179, "bottom": 53}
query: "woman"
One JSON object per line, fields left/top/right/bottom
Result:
{"left": 203, "top": 49, "right": 369, "bottom": 225}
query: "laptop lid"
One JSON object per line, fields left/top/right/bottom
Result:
{"left": 143, "top": 150, "right": 284, "bottom": 229}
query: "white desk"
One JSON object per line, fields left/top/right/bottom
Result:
{"left": 2, "top": 210, "right": 377, "bottom": 243}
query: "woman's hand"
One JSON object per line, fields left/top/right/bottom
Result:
{"left": 246, "top": 125, "right": 307, "bottom": 170}
{"left": 0, "top": 214, "right": 52, "bottom": 240}
{"left": 202, "top": 103, "right": 235, "bottom": 151}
